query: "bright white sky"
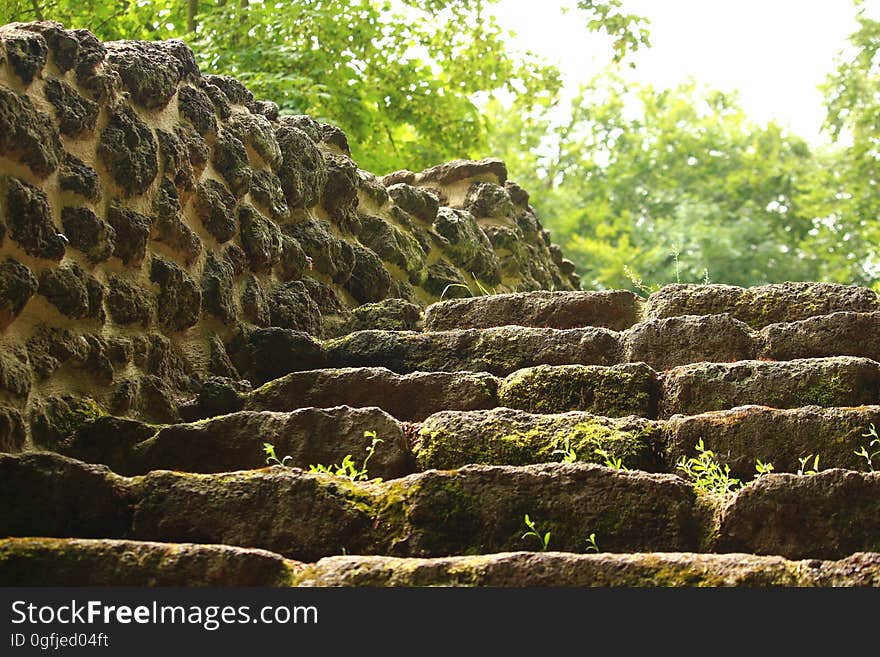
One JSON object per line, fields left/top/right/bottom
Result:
{"left": 493, "top": 0, "right": 880, "bottom": 144}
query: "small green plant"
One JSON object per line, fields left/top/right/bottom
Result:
{"left": 754, "top": 459, "right": 775, "bottom": 479}
{"left": 584, "top": 533, "right": 600, "bottom": 553}
{"left": 552, "top": 435, "right": 578, "bottom": 463}
{"left": 264, "top": 442, "right": 292, "bottom": 467}
{"left": 594, "top": 447, "right": 628, "bottom": 470}
{"left": 521, "top": 514, "right": 551, "bottom": 551}
{"left": 855, "top": 424, "right": 880, "bottom": 472}
{"left": 309, "top": 431, "right": 384, "bottom": 482}
{"left": 797, "top": 453, "right": 821, "bottom": 476}
{"left": 439, "top": 282, "right": 473, "bottom": 300}
{"left": 439, "top": 273, "right": 496, "bottom": 300}
{"left": 675, "top": 439, "right": 742, "bottom": 497}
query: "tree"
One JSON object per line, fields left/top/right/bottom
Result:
{"left": 1, "top": 0, "right": 647, "bottom": 174}
{"left": 489, "top": 74, "right": 830, "bottom": 290}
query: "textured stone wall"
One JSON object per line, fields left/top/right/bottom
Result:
{"left": 0, "top": 21, "right": 578, "bottom": 449}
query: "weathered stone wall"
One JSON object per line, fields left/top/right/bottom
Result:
{"left": 0, "top": 21, "right": 578, "bottom": 448}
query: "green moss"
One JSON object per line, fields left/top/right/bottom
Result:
{"left": 499, "top": 365, "right": 656, "bottom": 417}
{"left": 796, "top": 374, "right": 851, "bottom": 407}
{"left": 415, "top": 414, "right": 659, "bottom": 471}
{"left": 51, "top": 398, "right": 107, "bottom": 439}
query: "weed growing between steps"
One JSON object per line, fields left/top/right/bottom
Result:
{"left": 521, "top": 514, "right": 602, "bottom": 554}
{"left": 264, "top": 430, "right": 384, "bottom": 482}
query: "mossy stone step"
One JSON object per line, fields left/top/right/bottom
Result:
{"left": 296, "top": 551, "right": 880, "bottom": 587}
{"left": 325, "top": 326, "right": 620, "bottom": 376}
{"left": 646, "top": 282, "right": 880, "bottom": 329}
{"left": 245, "top": 367, "right": 498, "bottom": 421}
{"left": 0, "top": 453, "right": 704, "bottom": 560}
{"left": 423, "top": 290, "right": 642, "bottom": 332}
{"left": 664, "top": 405, "right": 880, "bottom": 478}
{"left": 60, "top": 406, "right": 411, "bottom": 478}
{"left": 498, "top": 363, "right": 655, "bottom": 417}
{"left": 415, "top": 407, "right": 662, "bottom": 471}
{"left": 718, "top": 469, "right": 880, "bottom": 560}
{"left": 0, "top": 537, "right": 301, "bottom": 586}
{"left": 761, "top": 312, "right": 880, "bottom": 362}
{"left": 659, "top": 356, "right": 880, "bottom": 418}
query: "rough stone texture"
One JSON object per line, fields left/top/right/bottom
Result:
{"left": 105, "top": 40, "right": 194, "bottom": 109}
{"left": 275, "top": 124, "right": 327, "bottom": 209}
{"left": 150, "top": 257, "right": 202, "bottom": 331}
{"left": 646, "top": 283, "right": 880, "bottom": 329}
{"left": 38, "top": 263, "right": 104, "bottom": 320}
{"left": 5, "top": 177, "right": 66, "bottom": 260}
{"left": 58, "top": 153, "right": 102, "bottom": 201}
{"left": 424, "top": 260, "right": 470, "bottom": 298}
{"left": 177, "top": 84, "right": 217, "bottom": 136}
{"left": 151, "top": 179, "right": 201, "bottom": 264}
{"left": 201, "top": 251, "right": 237, "bottom": 323}
{"left": 358, "top": 214, "right": 427, "bottom": 285}
{"left": 415, "top": 407, "right": 661, "bottom": 471}
{"left": 623, "top": 314, "right": 758, "bottom": 370}
{"left": 106, "top": 275, "right": 153, "bottom": 326}
{"left": 499, "top": 363, "right": 657, "bottom": 417}
{"left": 109, "top": 406, "right": 411, "bottom": 479}
{"left": 286, "top": 217, "right": 354, "bottom": 284}
{"left": 131, "top": 467, "right": 378, "bottom": 561}
{"left": 0, "top": 258, "right": 38, "bottom": 325}
{"left": 227, "top": 327, "right": 325, "bottom": 386}
{"left": 390, "top": 463, "right": 701, "bottom": 556}
{"left": 44, "top": 78, "right": 99, "bottom": 136}
{"left": 240, "top": 274, "right": 269, "bottom": 326}
{"left": 761, "top": 312, "right": 880, "bottom": 362}
{"left": 0, "top": 86, "right": 61, "bottom": 177}
{"left": 347, "top": 298, "right": 422, "bottom": 333}
{"left": 425, "top": 290, "right": 642, "bottom": 331}
{"left": 155, "top": 128, "right": 195, "bottom": 191}
{"left": 433, "top": 207, "right": 501, "bottom": 284}
{"left": 107, "top": 205, "right": 152, "bottom": 266}
{"left": 415, "top": 157, "right": 507, "bottom": 186}
{"left": 246, "top": 367, "right": 498, "bottom": 421}
{"left": 269, "top": 280, "right": 322, "bottom": 333}
{"left": 0, "top": 24, "right": 48, "bottom": 84}
{"left": 664, "top": 405, "right": 880, "bottom": 479}
{"left": 61, "top": 207, "right": 114, "bottom": 262}
{"left": 295, "top": 551, "right": 837, "bottom": 587}
{"left": 212, "top": 129, "right": 252, "bottom": 197}
{"left": 717, "top": 469, "right": 880, "bottom": 559}
{"left": 193, "top": 179, "right": 237, "bottom": 242}
{"left": 0, "top": 538, "right": 300, "bottom": 587}
{"left": 464, "top": 181, "right": 514, "bottom": 219}
{"left": 239, "top": 203, "right": 282, "bottom": 271}
{"left": 0, "top": 407, "right": 26, "bottom": 452}
{"left": 326, "top": 326, "right": 621, "bottom": 376}
{"left": 0, "top": 453, "right": 131, "bottom": 540}
{"left": 345, "top": 243, "right": 393, "bottom": 304}
{"left": 386, "top": 183, "right": 439, "bottom": 223}
{"left": 659, "top": 357, "right": 880, "bottom": 418}
{"left": 250, "top": 169, "right": 289, "bottom": 220}
{"left": 97, "top": 103, "right": 158, "bottom": 196}
{"left": 0, "top": 347, "right": 31, "bottom": 398}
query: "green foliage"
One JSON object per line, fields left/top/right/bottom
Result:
{"left": 594, "top": 447, "right": 627, "bottom": 470}
{"left": 754, "top": 459, "right": 775, "bottom": 479}
{"left": 855, "top": 424, "right": 880, "bottom": 472}
{"left": 521, "top": 513, "right": 551, "bottom": 551}
{"left": 263, "top": 442, "right": 292, "bottom": 467}
{"left": 797, "top": 454, "right": 821, "bottom": 476}
{"left": 675, "top": 439, "right": 742, "bottom": 497}
{"left": 584, "top": 532, "right": 600, "bottom": 553}
{"left": 309, "top": 430, "right": 384, "bottom": 482}
{"left": 552, "top": 435, "right": 578, "bottom": 463}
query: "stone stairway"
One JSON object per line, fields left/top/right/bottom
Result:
{"left": 4, "top": 284, "right": 880, "bottom": 586}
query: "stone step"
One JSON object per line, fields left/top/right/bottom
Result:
{"left": 423, "top": 290, "right": 642, "bottom": 332}
{"left": 238, "top": 312, "right": 880, "bottom": 385}
{"left": 4, "top": 537, "right": 879, "bottom": 586}
{"left": 245, "top": 367, "right": 498, "bottom": 421}
{"left": 325, "top": 326, "right": 620, "bottom": 376}
{"left": 659, "top": 356, "right": 880, "bottom": 417}
{"left": 296, "top": 551, "right": 880, "bottom": 587}
{"left": 663, "top": 405, "right": 880, "bottom": 479}
{"left": 0, "top": 537, "right": 301, "bottom": 586}
{"left": 645, "top": 283, "right": 880, "bottom": 329}
{"left": 0, "top": 453, "right": 703, "bottom": 560}
{"left": 4, "top": 452, "right": 878, "bottom": 560}
{"left": 417, "top": 406, "right": 880, "bottom": 477}
{"left": 59, "top": 406, "right": 412, "bottom": 479}
{"left": 415, "top": 408, "right": 663, "bottom": 471}
{"left": 716, "top": 469, "right": 880, "bottom": 560}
